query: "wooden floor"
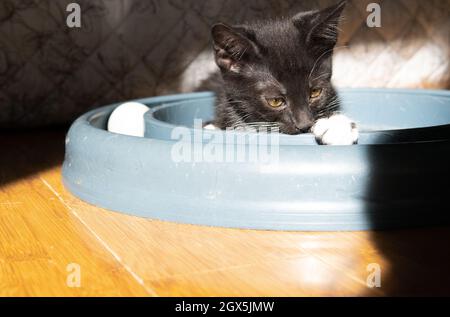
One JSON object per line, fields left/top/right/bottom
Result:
{"left": 1, "top": 128, "right": 450, "bottom": 297}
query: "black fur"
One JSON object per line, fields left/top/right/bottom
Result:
{"left": 202, "top": 0, "right": 346, "bottom": 135}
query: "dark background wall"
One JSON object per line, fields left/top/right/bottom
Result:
{"left": 0, "top": 0, "right": 449, "bottom": 128}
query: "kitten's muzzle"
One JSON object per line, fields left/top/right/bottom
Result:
{"left": 291, "top": 109, "right": 315, "bottom": 132}
{"left": 294, "top": 122, "right": 314, "bottom": 132}
{"left": 292, "top": 117, "right": 314, "bottom": 133}
{"left": 281, "top": 123, "right": 312, "bottom": 135}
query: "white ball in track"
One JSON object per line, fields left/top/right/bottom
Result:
{"left": 107, "top": 102, "right": 150, "bottom": 137}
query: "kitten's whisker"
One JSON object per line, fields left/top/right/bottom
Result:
{"left": 307, "top": 45, "right": 348, "bottom": 82}
{"left": 311, "top": 73, "right": 332, "bottom": 82}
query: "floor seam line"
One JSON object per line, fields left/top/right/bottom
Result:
{"left": 40, "top": 177, "right": 158, "bottom": 297}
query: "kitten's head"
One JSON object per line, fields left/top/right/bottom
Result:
{"left": 212, "top": 0, "right": 346, "bottom": 134}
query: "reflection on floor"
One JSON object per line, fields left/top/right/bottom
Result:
{"left": 0, "top": 129, "right": 449, "bottom": 296}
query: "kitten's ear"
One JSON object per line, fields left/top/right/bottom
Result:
{"left": 211, "top": 23, "right": 258, "bottom": 73}
{"left": 293, "top": 0, "right": 346, "bottom": 48}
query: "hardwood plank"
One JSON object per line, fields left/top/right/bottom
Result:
{"left": 0, "top": 140, "right": 152, "bottom": 296}
{"left": 148, "top": 255, "right": 375, "bottom": 297}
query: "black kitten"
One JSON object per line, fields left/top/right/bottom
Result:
{"left": 204, "top": 0, "right": 358, "bottom": 145}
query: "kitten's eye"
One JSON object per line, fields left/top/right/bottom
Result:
{"left": 266, "top": 97, "right": 285, "bottom": 108}
{"left": 310, "top": 88, "right": 323, "bottom": 99}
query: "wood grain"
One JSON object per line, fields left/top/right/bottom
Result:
{"left": 1, "top": 129, "right": 450, "bottom": 296}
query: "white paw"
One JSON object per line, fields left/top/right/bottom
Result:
{"left": 204, "top": 123, "right": 218, "bottom": 130}
{"left": 312, "top": 114, "right": 359, "bottom": 145}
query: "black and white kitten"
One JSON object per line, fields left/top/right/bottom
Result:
{"left": 202, "top": 0, "right": 358, "bottom": 145}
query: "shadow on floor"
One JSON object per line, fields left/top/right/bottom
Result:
{"left": 0, "top": 127, "right": 68, "bottom": 188}
{"left": 364, "top": 140, "right": 450, "bottom": 296}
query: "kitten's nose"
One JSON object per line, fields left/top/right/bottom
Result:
{"left": 293, "top": 110, "right": 314, "bottom": 132}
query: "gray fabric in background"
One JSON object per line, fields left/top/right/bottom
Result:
{"left": 0, "top": 0, "right": 449, "bottom": 128}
